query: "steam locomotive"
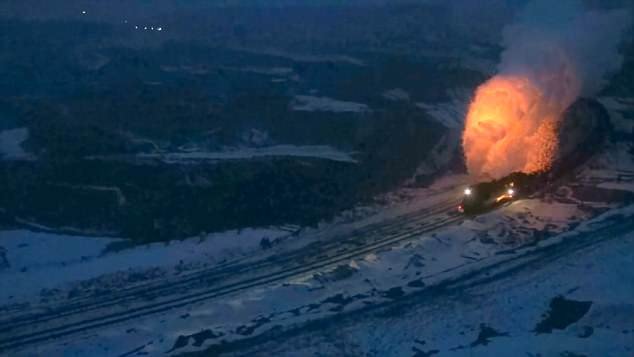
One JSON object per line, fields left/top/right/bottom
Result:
{"left": 458, "top": 98, "right": 611, "bottom": 215}
{"left": 458, "top": 172, "right": 542, "bottom": 214}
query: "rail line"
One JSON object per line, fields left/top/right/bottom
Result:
{"left": 0, "top": 202, "right": 460, "bottom": 352}
{"left": 0, "top": 199, "right": 456, "bottom": 331}
{"left": 205, "top": 210, "right": 634, "bottom": 357}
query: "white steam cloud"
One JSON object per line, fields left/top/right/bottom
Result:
{"left": 462, "top": 0, "right": 631, "bottom": 180}
{"left": 499, "top": 0, "right": 631, "bottom": 104}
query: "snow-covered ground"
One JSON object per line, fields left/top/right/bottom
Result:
{"left": 0, "top": 228, "right": 290, "bottom": 304}
{"left": 136, "top": 145, "right": 359, "bottom": 163}
{"left": 228, "top": 47, "right": 366, "bottom": 66}
{"left": 0, "top": 95, "right": 632, "bottom": 356}
{"left": 9, "top": 191, "right": 628, "bottom": 356}
{"left": 0, "top": 128, "right": 33, "bottom": 160}
{"left": 239, "top": 207, "right": 634, "bottom": 357}
{"left": 90, "top": 130, "right": 359, "bottom": 164}
{"left": 88, "top": 145, "right": 359, "bottom": 164}
{"left": 291, "top": 95, "right": 371, "bottom": 113}
{"left": 382, "top": 88, "right": 411, "bottom": 101}
{"left": 2, "top": 160, "right": 631, "bottom": 356}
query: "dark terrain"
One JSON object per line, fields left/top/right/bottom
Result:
{"left": 0, "top": 1, "right": 631, "bottom": 242}
{"left": 0, "top": 7, "right": 488, "bottom": 241}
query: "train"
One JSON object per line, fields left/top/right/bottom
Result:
{"left": 457, "top": 98, "right": 612, "bottom": 215}
{"left": 458, "top": 172, "right": 542, "bottom": 214}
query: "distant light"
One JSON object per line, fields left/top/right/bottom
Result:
{"left": 81, "top": 10, "right": 87, "bottom": 14}
{"left": 507, "top": 188, "right": 515, "bottom": 196}
{"left": 151, "top": 27, "right": 155, "bottom": 30}
{"left": 464, "top": 188, "right": 472, "bottom": 196}
{"left": 124, "top": 19, "right": 128, "bottom": 24}
{"left": 144, "top": 26, "right": 148, "bottom": 30}
{"left": 157, "top": 27, "right": 163, "bottom": 31}
{"left": 135, "top": 25, "right": 138, "bottom": 29}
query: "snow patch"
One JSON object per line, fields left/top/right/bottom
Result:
{"left": 0, "top": 227, "right": 288, "bottom": 303}
{"left": 0, "top": 128, "right": 33, "bottom": 160}
{"left": 229, "top": 48, "right": 366, "bottom": 66}
{"left": 137, "top": 145, "right": 358, "bottom": 163}
{"left": 291, "top": 95, "right": 370, "bottom": 113}
{"left": 382, "top": 88, "right": 410, "bottom": 101}
{"left": 240, "top": 128, "right": 270, "bottom": 147}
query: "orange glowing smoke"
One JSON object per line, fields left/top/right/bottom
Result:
{"left": 462, "top": 75, "right": 565, "bottom": 179}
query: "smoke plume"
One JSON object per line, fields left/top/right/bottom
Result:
{"left": 462, "top": 0, "right": 631, "bottom": 179}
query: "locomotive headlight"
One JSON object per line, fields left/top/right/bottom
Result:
{"left": 507, "top": 188, "right": 515, "bottom": 196}
{"left": 464, "top": 188, "right": 472, "bottom": 196}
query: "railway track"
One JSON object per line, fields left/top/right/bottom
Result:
{"left": 0, "top": 200, "right": 460, "bottom": 352}
{"left": 208, "top": 208, "right": 634, "bottom": 357}
{"left": 0, "top": 198, "right": 456, "bottom": 330}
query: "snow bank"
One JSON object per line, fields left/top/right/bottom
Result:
{"left": 0, "top": 128, "right": 33, "bottom": 160}
{"left": 382, "top": 88, "right": 410, "bottom": 101}
{"left": 0, "top": 227, "right": 288, "bottom": 303}
{"left": 137, "top": 145, "right": 358, "bottom": 163}
{"left": 291, "top": 95, "right": 370, "bottom": 113}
